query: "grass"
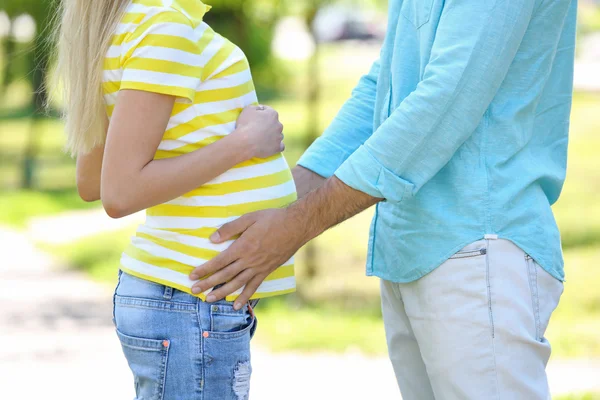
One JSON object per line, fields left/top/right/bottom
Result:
{"left": 42, "top": 228, "right": 130, "bottom": 282}
{"left": 255, "top": 298, "right": 387, "bottom": 354}
{"left": 556, "top": 394, "right": 600, "bottom": 400}
{"left": 3, "top": 43, "right": 600, "bottom": 357}
{"left": 0, "top": 189, "right": 98, "bottom": 228}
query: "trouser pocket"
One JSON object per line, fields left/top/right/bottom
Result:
{"left": 525, "top": 255, "right": 564, "bottom": 342}
{"left": 116, "top": 329, "right": 170, "bottom": 400}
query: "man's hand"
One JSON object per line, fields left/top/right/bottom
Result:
{"left": 189, "top": 176, "right": 380, "bottom": 309}
{"left": 189, "top": 208, "right": 308, "bottom": 309}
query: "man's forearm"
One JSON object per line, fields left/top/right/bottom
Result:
{"left": 289, "top": 175, "right": 381, "bottom": 242}
{"left": 292, "top": 165, "right": 326, "bottom": 198}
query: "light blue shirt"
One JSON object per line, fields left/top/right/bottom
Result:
{"left": 298, "top": 0, "right": 577, "bottom": 282}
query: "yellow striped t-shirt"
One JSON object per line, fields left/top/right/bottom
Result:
{"left": 102, "top": 0, "right": 297, "bottom": 300}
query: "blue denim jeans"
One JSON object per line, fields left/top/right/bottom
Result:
{"left": 113, "top": 271, "right": 258, "bottom": 400}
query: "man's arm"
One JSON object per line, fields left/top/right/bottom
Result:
{"left": 334, "top": 0, "right": 536, "bottom": 202}
{"left": 189, "top": 176, "right": 380, "bottom": 308}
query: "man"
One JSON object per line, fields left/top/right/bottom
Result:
{"left": 190, "top": 0, "right": 576, "bottom": 398}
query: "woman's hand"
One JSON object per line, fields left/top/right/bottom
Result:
{"left": 233, "top": 105, "right": 285, "bottom": 159}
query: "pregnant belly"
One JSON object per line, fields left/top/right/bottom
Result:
{"left": 123, "top": 154, "right": 296, "bottom": 282}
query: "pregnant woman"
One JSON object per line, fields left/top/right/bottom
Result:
{"left": 54, "top": 1, "right": 297, "bottom": 398}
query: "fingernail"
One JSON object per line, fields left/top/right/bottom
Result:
{"left": 192, "top": 287, "right": 201, "bottom": 294}
{"left": 190, "top": 274, "right": 199, "bottom": 281}
{"left": 234, "top": 302, "right": 242, "bottom": 310}
{"left": 210, "top": 232, "right": 220, "bottom": 243}
{"left": 207, "top": 295, "right": 216, "bottom": 302}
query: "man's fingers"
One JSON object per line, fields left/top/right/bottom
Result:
{"left": 189, "top": 250, "right": 236, "bottom": 281}
{"left": 210, "top": 214, "right": 255, "bottom": 244}
{"left": 191, "top": 261, "right": 242, "bottom": 294}
{"left": 205, "top": 268, "right": 256, "bottom": 304}
{"left": 234, "top": 273, "right": 267, "bottom": 310}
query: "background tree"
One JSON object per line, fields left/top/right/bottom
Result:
{"left": 2, "top": 0, "right": 55, "bottom": 188}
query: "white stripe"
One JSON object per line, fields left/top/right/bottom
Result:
{"left": 131, "top": 236, "right": 206, "bottom": 266}
{"left": 107, "top": 45, "right": 123, "bottom": 58}
{"left": 198, "top": 70, "right": 253, "bottom": 91}
{"left": 129, "top": 46, "right": 205, "bottom": 67}
{"left": 103, "top": 69, "right": 122, "bottom": 84}
{"left": 194, "top": 21, "right": 210, "bottom": 35}
{"left": 141, "top": 19, "right": 194, "bottom": 39}
{"left": 104, "top": 92, "right": 119, "bottom": 106}
{"left": 192, "top": 21, "right": 210, "bottom": 37}
{"left": 197, "top": 34, "right": 226, "bottom": 67}
{"left": 120, "top": 69, "right": 199, "bottom": 90}
{"left": 206, "top": 46, "right": 246, "bottom": 80}
{"left": 136, "top": 225, "right": 234, "bottom": 252}
{"left": 227, "top": 274, "right": 296, "bottom": 296}
{"left": 166, "top": 181, "right": 297, "bottom": 207}
{"left": 120, "top": 253, "right": 295, "bottom": 295}
{"left": 255, "top": 274, "right": 296, "bottom": 294}
{"left": 164, "top": 91, "right": 254, "bottom": 131}
{"left": 121, "top": 253, "right": 212, "bottom": 295}
{"left": 158, "top": 122, "right": 237, "bottom": 151}
{"left": 125, "top": 3, "right": 155, "bottom": 14}
{"left": 114, "top": 23, "right": 137, "bottom": 35}
{"left": 120, "top": 21, "right": 196, "bottom": 61}
{"left": 145, "top": 215, "right": 238, "bottom": 229}
{"left": 207, "top": 157, "right": 291, "bottom": 185}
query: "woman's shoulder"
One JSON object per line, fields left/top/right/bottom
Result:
{"left": 126, "top": 0, "right": 210, "bottom": 29}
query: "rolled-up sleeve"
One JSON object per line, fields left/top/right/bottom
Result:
{"left": 297, "top": 60, "right": 380, "bottom": 179}
{"left": 335, "top": 0, "right": 536, "bottom": 202}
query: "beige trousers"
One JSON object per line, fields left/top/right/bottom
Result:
{"left": 381, "top": 239, "right": 563, "bottom": 400}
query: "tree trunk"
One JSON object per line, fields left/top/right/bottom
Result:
{"left": 22, "top": 33, "right": 49, "bottom": 189}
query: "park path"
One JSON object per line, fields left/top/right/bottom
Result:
{"left": 1, "top": 209, "right": 599, "bottom": 399}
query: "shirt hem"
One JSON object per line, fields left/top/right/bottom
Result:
{"left": 367, "top": 234, "right": 565, "bottom": 284}
{"left": 119, "top": 266, "right": 297, "bottom": 301}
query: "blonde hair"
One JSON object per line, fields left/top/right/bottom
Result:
{"left": 53, "top": 0, "right": 129, "bottom": 155}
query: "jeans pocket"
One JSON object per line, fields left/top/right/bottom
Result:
{"left": 116, "top": 329, "right": 170, "bottom": 400}
{"left": 209, "top": 301, "right": 254, "bottom": 335}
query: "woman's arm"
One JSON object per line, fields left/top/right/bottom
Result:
{"left": 76, "top": 144, "right": 104, "bottom": 202}
{"left": 100, "top": 89, "right": 283, "bottom": 219}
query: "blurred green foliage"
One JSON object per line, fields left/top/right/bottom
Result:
{"left": 0, "top": 189, "right": 96, "bottom": 227}
{"left": 557, "top": 393, "right": 600, "bottom": 400}
{"left": 579, "top": 2, "right": 600, "bottom": 35}
{"left": 202, "top": 0, "right": 284, "bottom": 97}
